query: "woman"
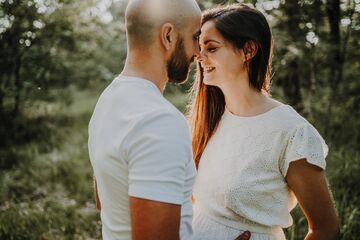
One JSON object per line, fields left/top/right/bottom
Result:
{"left": 189, "top": 4, "right": 339, "bottom": 240}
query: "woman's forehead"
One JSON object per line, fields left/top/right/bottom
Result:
{"left": 200, "top": 21, "right": 222, "bottom": 43}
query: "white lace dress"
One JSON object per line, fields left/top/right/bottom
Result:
{"left": 191, "top": 105, "right": 328, "bottom": 240}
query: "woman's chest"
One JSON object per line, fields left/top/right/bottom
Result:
{"left": 194, "top": 126, "right": 288, "bottom": 201}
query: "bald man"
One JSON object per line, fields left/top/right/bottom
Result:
{"left": 89, "top": 1, "right": 201, "bottom": 239}
{"left": 88, "top": 1, "right": 250, "bottom": 239}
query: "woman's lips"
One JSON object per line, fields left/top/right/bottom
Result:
{"left": 204, "top": 66, "right": 215, "bottom": 73}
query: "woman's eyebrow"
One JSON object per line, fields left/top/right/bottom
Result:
{"left": 202, "top": 39, "right": 221, "bottom": 45}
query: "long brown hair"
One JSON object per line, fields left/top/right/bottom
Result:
{"left": 188, "top": 3, "right": 273, "bottom": 168}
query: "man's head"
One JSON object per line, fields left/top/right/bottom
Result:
{"left": 125, "top": 0, "right": 201, "bottom": 83}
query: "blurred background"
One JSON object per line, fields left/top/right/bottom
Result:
{"left": 0, "top": 0, "right": 359, "bottom": 239}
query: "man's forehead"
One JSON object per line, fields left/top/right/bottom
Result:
{"left": 187, "top": 15, "right": 202, "bottom": 31}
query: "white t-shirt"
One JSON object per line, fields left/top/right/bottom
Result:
{"left": 192, "top": 104, "right": 328, "bottom": 240}
{"left": 88, "top": 75, "right": 196, "bottom": 240}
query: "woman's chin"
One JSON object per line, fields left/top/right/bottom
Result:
{"left": 203, "top": 79, "right": 218, "bottom": 87}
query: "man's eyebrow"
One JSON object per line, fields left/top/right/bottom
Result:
{"left": 193, "top": 30, "right": 201, "bottom": 38}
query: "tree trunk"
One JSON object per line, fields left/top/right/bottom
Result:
{"left": 326, "top": 0, "right": 342, "bottom": 108}
{"left": 282, "top": 59, "right": 303, "bottom": 112}
{"left": 0, "top": 77, "right": 4, "bottom": 115}
{"left": 12, "top": 55, "right": 22, "bottom": 119}
{"left": 307, "top": 54, "right": 317, "bottom": 121}
{"left": 280, "top": 1, "right": 304, "bottom": 112}
{"left": 341, "top": 1, "right": 355, "bottom": 96}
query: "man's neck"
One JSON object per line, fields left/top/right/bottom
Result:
{"left": 122, "top": 53, "right": 168, "bottom": 93}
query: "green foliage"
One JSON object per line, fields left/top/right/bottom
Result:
{"left": 0, "top": 0, "right": 123, "bottom": 118}
{"left": 0, "top": 90, "right": 101, "bottom": 239}
{"left": 0, "top": 200, "right": 100, "bottom": 240}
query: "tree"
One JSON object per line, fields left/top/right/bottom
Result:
{"left": 0, "top": 0, "right": 122, "bottom": 121}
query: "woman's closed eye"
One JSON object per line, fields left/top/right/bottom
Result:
{"left": 207, "top": 47, "right": 217, "bottom": 53}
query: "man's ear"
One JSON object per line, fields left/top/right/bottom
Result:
{"left": 160, "top": 23, "right": 175, "bottom": 51}
{"left": 243, "top": 40, "right": 258, "bottom": 62}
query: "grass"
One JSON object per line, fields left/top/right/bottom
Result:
{"left": 0, "top": 88, "right": 102, "bottom": 240}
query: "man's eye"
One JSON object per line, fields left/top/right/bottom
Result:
{"left": 193, "top": 35, "right": 200, "bottom": 41}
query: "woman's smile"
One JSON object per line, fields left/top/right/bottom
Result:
{"left": 203, "top": 66, "right": 216, "bottom": 73}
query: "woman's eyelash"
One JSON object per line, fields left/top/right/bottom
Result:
{"left": 199, "top": 45, "right": 218, "bottom": 52}
{"left": 208, "top": 47, "right": 217, "bottom": 52}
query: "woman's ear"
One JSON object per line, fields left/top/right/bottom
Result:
{"left": 243, "top": 40, "right": 258, "bottom": 62}
{"left": 160, "top": 23, "right": 175, "bottom": 51}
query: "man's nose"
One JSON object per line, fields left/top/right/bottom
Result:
{"left": 194, "top": 42, "right": 200, "bottom": 59}
{"left": 195, "top": 49, "right": 206, "bottom": 62}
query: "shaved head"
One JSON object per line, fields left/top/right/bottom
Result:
{"left": 125, "top": 0, "right": 201, "bottom": 47}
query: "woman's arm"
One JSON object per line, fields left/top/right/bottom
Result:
{"left": 286, "top": 159, "right": 339, "bottom": 240}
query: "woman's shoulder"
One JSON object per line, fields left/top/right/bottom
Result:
{"left": 266, "top": 100, "right": 311, "bottom": 131}
{"left": 268, "top": 103, "right": 328, "bottom": 154}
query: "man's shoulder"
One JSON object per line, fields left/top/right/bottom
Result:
{"left": 115, "top": 76, "right": 186, "bottom": 124}
{"left": 125, "top": 99, "right": 189, "bottom": 146}
{"left": 138, "top": 106, "right": 188, "bottom": 134}
{"left": 100, "top": 75, "right": 182, "bottom": 115}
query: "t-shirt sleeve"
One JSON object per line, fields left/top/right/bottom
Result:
{"left": 280, "top": 123, "right": 328, "bottom": 177}
{"left": 125, "top": 111, "right": 192, "bottom": 205}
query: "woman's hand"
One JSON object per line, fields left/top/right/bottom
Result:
{"left": 286, "top": 159, "right": 339, "bottom": 240}
{"left": 234, "top": 231, "right": 251, "bottom": 240}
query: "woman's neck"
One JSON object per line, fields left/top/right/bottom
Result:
{"left": 220, "top": 77, "right": 278, "bottom": 117}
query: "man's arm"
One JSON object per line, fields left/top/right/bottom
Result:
{"left": 93, "top": 177, "right": 101, "bottom": 210}
{"left": 126, "top": 112, "right": 191, "bottom": 239}
{"left": 130, "top": 197, "right": 181, "bottom": 240}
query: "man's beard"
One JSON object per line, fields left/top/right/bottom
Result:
{"left": 167, "top": 37, "right": 193, "bottom": 84}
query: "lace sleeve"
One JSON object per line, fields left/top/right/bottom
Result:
{"left": 280, "top": 123, "right": 328, "bottom": 177}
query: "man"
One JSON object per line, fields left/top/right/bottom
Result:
{"left": 89, "top": 0, "right": 250, "bottom": 239}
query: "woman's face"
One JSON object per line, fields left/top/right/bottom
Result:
{"left": 198, "top": 20, "right": 247, "bottom": 88}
